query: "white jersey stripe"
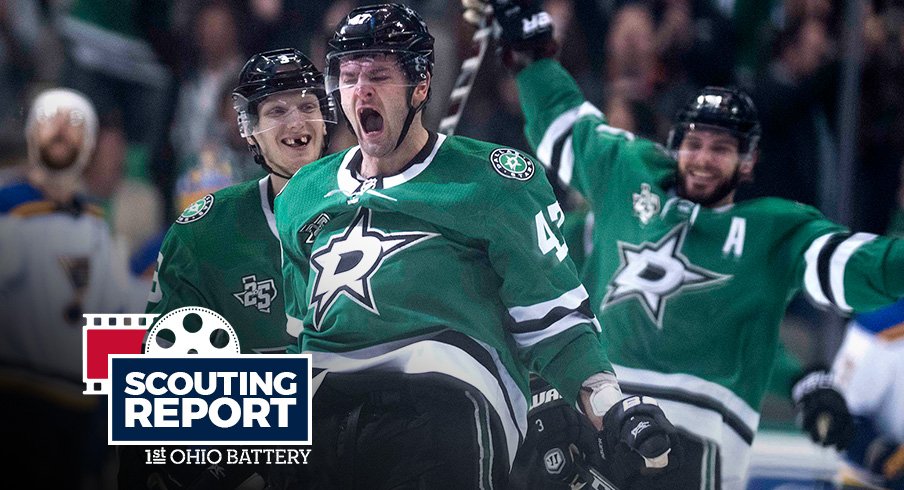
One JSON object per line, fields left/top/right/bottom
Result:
{"left": 465, "top": 391, "right": 488, "bottom": 490}
{"left": 803, "top": 233, "right": 835, "bottom": 308}
{"left": 613, "top": 364, "right": 760, "bottom": 433}
{"left": 511, "top": 311, "right": 593, "bottom": 349}
{"left": 537, "top": 102, "right": 602, "bottom": 187}
{"left": 508, "top": 285, "right": 589, "bottom": 323}
{"left": 558, "top": 135, "right": 575, "bottom": 185}
{"left": 483, "top": 395, "right": 495, "bottom": 487}
{"left": 258, "top": 176, "right": 279, "bottom": 239}
{"left": 830, "top": 233, "right": 878, "bottom": 312}
{"left": 537, "top": 104, "right": 580, "bottom": 171}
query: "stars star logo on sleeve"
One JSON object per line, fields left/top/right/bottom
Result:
{"left": 490, "top": 148, "right": 535, "bottom": 180}
{"left": 602, "top": 224, "right": 730, "bottom": 328}
{"left": 176, "top": 194, "right": 214, "bottom": 224}
{"left": 309, "top": 208, "right": 437, "bottom": 329}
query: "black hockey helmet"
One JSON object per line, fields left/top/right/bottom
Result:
{"left": 667, "top": 86, "right": 761, "bottom": 156}
{"left": 326, "top": 3, "right": 434, "bottom": 87}
{"left": 324, "top": 4, "right": 435, "bottom": 151}
{"left": 233, "top": 48, "right": 337, "bottom": 135}
{"left": 232, "top": 48, "right": 335, "bottom": 176}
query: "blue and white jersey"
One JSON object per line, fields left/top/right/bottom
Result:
{"left": 833, "top": 300, "right": 904, "bottom": 443}
{"left": 0, "top": 182, "right": 136, "bottom": 381}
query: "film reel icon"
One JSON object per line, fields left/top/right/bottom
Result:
{"left": 144, "top": 307, "right": 240, "bottom": 356}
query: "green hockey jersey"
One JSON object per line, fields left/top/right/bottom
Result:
{"left": 147, "top": 176, "right": 292, "bottom": 354}
{"left": 517, "top": 59, "right": 904, "bottom": 448}
{"left": 275, "top": 132, "right": 612, "bottom": 464}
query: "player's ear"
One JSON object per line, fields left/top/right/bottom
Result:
{"left": 738, "top": 149, "right": 758, "bottom": 183}
{"left": 412, "top": 72, "right": 430, "bottom": 105}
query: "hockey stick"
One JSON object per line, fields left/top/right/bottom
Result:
{"left": 438, "top": 13, "right": 494, "bottom": 135}
{"left": 569, "top": 446, "right": 621, "bottom": 490}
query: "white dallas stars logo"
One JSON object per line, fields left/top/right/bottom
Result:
{"left": 603, "top": 225, "right": 729, "bottom": 328}
{"left": 309, "top": 208, "right": 437, "bottom": 329}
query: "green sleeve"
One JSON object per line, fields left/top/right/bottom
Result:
{"left": 767, "top": 342, "right": 803, "bottom": 398}
{"left": 790, "top": 210, "right": 904, "bottom": 314}
{"left": 839, "top": 235, "right": 904, "bottom": 311}
{"left": 515, "top": 59, "right": 674, "bottom": 203}
{"left": 561, "top": 208, "right": 590, "bottom": 272}
{"left": 484, "top": 169, "right": 611, "bottom": 403}
{"left": 145, "top": 228, "right": 209, "bottom": 314}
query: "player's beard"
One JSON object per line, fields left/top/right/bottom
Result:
{"left": 676, "top": 166, "right": 741, "bottom": 207}
{"left": 39, "top": 139, "right": 80, "bottom": 170}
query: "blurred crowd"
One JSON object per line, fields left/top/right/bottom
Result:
{"left": 1, "top": 0, "right": 903, "bottom": 418}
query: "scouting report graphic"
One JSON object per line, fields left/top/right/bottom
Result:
{"left": 81, "top": 307, "right": 312, "bottom": 446}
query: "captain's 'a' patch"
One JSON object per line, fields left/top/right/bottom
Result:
{"left": 490, "top": 148, "right": 535, "bottom": 181}
{"left": 176, "top": 194, "right": 214, "bottom": 224}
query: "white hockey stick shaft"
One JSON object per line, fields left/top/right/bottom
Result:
{"left": 438, "top": 15, "right": 494, "bottom": 135}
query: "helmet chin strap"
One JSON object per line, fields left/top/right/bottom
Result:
{"left": 394, "top": 86, "right": 427, "bottom": 151}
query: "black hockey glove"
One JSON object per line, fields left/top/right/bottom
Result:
{"left": 601, "top": 396, "right": 680, "bottom": 484}
{"left": 792, "top": 369, "right": 854, "bottom": 450}
{"left": 525, "top": 381, "right": 606, "bottom": 486}
{"left": 484, "top": 0, "right": 558, "bottom": 70}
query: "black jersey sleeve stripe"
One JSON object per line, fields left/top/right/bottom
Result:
{"left": 509, "top": 299, "right": 594, "bottom": 334}
{"left": 815, "top": 232, "right": 851, "bottom": 308}
{"left": 548, "top": 128, "right": 574, "bottom": 185}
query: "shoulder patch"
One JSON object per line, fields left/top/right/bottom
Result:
{"left": 176, "top": 194, "right": 214, "bottom": 224}
{"left": 490, "top": 148, "right": 535, "bottom": 181}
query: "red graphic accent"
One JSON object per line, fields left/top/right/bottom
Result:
{"left": 85, "top": 328, "right": 146, "bottom": 380}
{"left": 82, "top": 314, "right": 158, "bottom": 394}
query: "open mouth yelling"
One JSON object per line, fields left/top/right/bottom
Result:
{"left": 358, "top": 108, "right": 384, "bottom": 135}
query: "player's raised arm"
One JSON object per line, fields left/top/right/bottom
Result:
{"left": 472, "top": 0, "right": 673, "bottom": 203}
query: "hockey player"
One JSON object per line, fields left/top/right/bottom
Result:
{"left": 0, "top": 88, "right": 135, "bottom": 488}
{"left": 832, "top": 299, "right": 904, "bottom": 489}
{"left": 272, "top": 4, "right": 676, "bottom": 489}
{"left": 146, "top": 47, "right": 335, "bottom": 354}
{"left": 121, "top": 48, "right": 335, "bottom": 490}
{"left": 831, "top": 200, "right": 904, "bottom": 489}
{"left": 464, "top": 0, "right": 904, "bottom": 488}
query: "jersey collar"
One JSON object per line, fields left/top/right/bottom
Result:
{"left": 336, "top": 132, "right": 446, "bottom": 194}
{"left": 258, "top": 176, "right": 278, "bottom": 239}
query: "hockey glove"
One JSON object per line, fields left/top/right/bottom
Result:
{"left": 525, "top": 379, "right": 606, "bottom": 486}
{"left": 792, "top": 369, "right": 854, "bottom": 450}
{"left": 463, "top": 0, "right": 557, "bottom": 70}
{"left": 601, "top": 396, "right": 680, "bottom": 484}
